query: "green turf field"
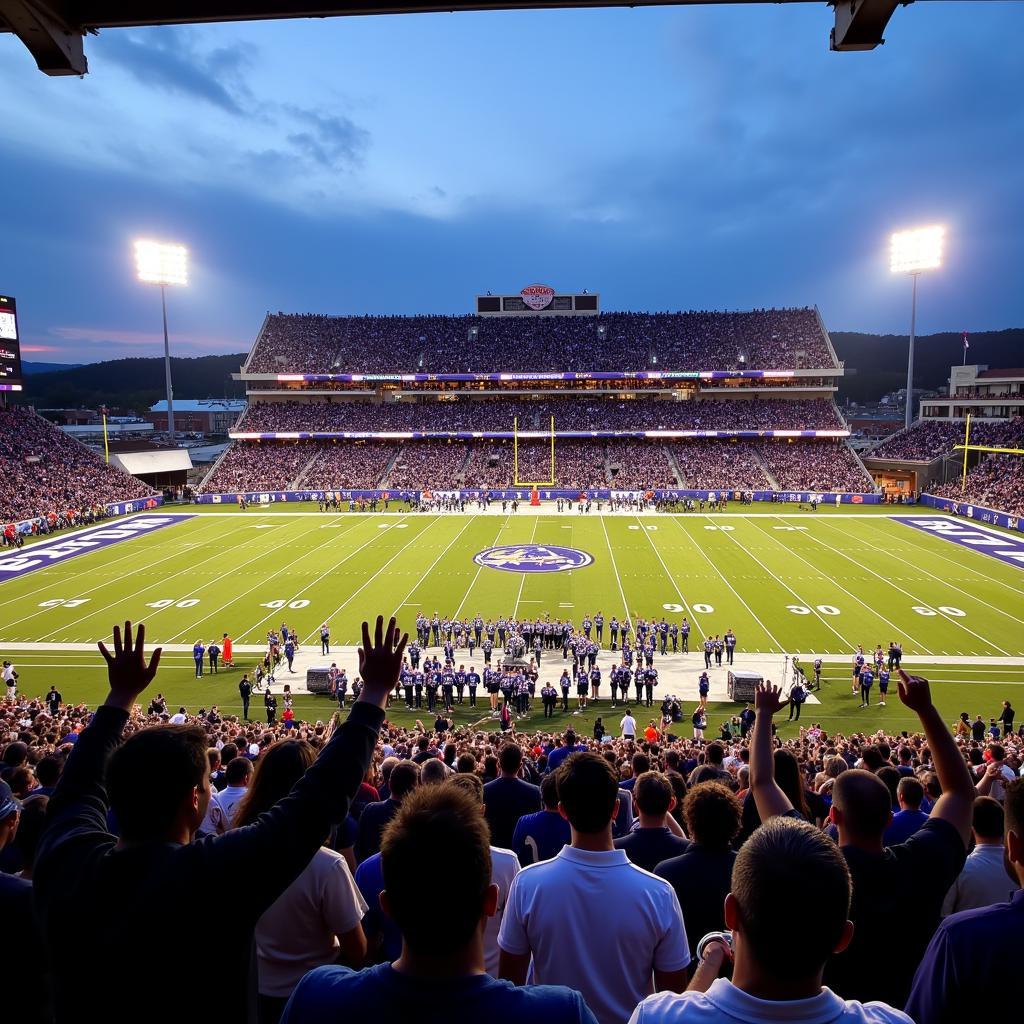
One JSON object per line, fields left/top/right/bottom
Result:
{"left": 2, "top": 506, "right": 1022, "bottom": 738}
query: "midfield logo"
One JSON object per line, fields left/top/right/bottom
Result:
{"left": 473, "top": 544, "right": 594, "bottom": 573}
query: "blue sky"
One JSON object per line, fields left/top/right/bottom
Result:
{"left": 1, "top": 2, "right": 1021, "bottom": 363}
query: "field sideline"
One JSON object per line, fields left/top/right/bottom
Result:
{"left": 2, "top": 506, "right": 1022, "bottom": 737}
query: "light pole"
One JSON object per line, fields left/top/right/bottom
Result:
{"left": 135, "top": 240, "right": 188, "bottom": 443}
{"left": 890, "top": 226, "right": 944, "bottom": 431}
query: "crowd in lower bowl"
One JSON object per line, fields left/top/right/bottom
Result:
{"left": 2, "top": 616, "right": 1021, "bottom": 1024}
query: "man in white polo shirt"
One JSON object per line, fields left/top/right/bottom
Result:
{"left": 629, "top": 816, "right": 910, "bottom": 1024}
{"left": 498, "top": 752, "right": 689, "bottom": 1024}
{"left": 620, "top": 708, "right": 638, "bottom": 742}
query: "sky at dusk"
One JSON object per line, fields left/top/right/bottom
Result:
{"left": 1, "top": 2, "right": 1021, "bottom": 364}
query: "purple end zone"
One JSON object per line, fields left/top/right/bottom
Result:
{"left": 892, "top": 516, "right": 1024, "bottom": 569}
{"left": 0, "top": 514, "right": 195, "bottom": 583}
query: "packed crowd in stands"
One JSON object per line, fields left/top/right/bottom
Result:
{"left": 759, "top": 440, "right": 874, "bottom": 492}
{"left": 203, "top": 441, "right": 319, "bottom": 494}
{"left": 932, "top": 453, "right": 1024, "bottom": 516}
{"left": 670, "top": 440, "right": 771, "bottom": 490}
{"left": 869, "top": 417, "right": 1024, "bottom": 461}
{"left": 235, "top": 398, "right": 846, "bottom": 435}
{"left": 295, "top": 442, "right": 399, "bottom": 491}
{"left": 245, "top": 308, "right": 837, "bottom": 374}
{"left": 200, "top": 437, "right": 874, "bottom": 494}
{"left": 3, "top": 616, "right": 1022, "bottom": 1024}
{"left": 0, "top": 407, "right": 154, "bottom": 524}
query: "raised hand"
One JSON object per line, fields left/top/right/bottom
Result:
{"left": 98, "top": 621, "right": 161, "bottom": 711}
{"left": 754, "top": 680, "right": 788, "bottom": 717}
{"left": 357, "top": 616, "right": 408, "bottom": 711}
{"left": 896, "top": 670, "right": 933, "bottom": 713}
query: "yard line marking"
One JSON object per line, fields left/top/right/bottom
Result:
{"left": 0, "top": 516, "right": 229, "bottom": 621}
{"left": 161, "top": 513, "right": 371, "bottom": 643}
{"left": 600, "top": 515, "right": 633, "bottom": 633}
{"left": 633, "top": 515, "right": 707, "bottom": 635}
{"left": 512, "top": 518, "right": 541, "bottom": 621}
{"left": 452, "top": 516, "right": 510, "bottom": 621}
{"left": 670, "top": 517, "right": 784, "bottom": 652}
{"left": 253, "top": 512, "right": 434, "bottom": 647}
{"left": 707, "top": 515, "right": 855, "bottom": 649}
{"left": 11, "top": 515, "right": 302, "bottom": 641}
{"left": 857, "top": 518, "right": 1024, "bottom": 620}
{"left": 810, "top": 519, "right": 1012, "bottom": 655}
{"left": 0, "top": 515, "right": 230, "bottom": 611}
{"left": 106, "top": 514, "right": 358, "bottom": 642}
{"left": 748, "top": 518, "right": 934, "bottom": 654}
{"left": 388, "top": 517, "right": 480, "bottom": 625}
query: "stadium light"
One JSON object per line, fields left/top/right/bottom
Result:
{"left": 890, "top": 226, "right": 945, "bottom": 430}
{"left": 134, "top": 240, "right": 188, "bottom": 442}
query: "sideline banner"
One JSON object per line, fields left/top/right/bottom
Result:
{"left": 919, "top": 493, "right": 1023, "bottom": 534}
{"left": 196, "top": 489, "right": 881, "bottom": 505}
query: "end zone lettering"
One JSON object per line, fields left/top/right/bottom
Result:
{"left": 893, "top": 516, "right": 1024, "bottom": 569}
{"left": 0, "top": 514, "right": 194, "bottom": 581}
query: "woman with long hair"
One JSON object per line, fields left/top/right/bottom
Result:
{"left": 234, "top": 739, "right": 367, "bottom": 1024}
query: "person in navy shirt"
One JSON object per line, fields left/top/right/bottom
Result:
{"left": 192, "top": 640, "right": 205, "bottom": 678}
{"left": 512, "top": 774, "right": 571, "bottom": 866}
{"left": 282, "top": 785, "right": 597, "bottom": 1024}
{"left": 877, "top": 666, "right": 890, "bottom": 706}
{"left": 905, "top": 779, "right": 1024, "bottom": 1024}
{"left": 546, "top": 730, "right": 587, "bottom": 773}
{"left": 858, "top": 667, "right": 874, "bottom": 708}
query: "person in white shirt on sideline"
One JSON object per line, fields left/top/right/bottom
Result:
{"left": 499, "top": 751, "right": 689, "bottom": 1024}
{"left": 447, "top": 772, "right": 520, "bottom": 977}
{"left": 620, "top": 709, "right": 638, "bottom": 741}
{"left": 203, "top": 757, "right": 253, "bottom": 834}
{"left": 628, "top": 814, "right": 911, "bottom": 1024}
{"left": 942, "top": 796, "right": 1019, "bottom": 916}
{"left": 234, "top": 737, "right": 367, "bottom": 1024}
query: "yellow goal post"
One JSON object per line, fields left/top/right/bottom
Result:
{"left": 513, "top": 415, "right": 556, "bottom": 487}
{"left": 953, "top": 412, "right": 1024, "bottom": 492}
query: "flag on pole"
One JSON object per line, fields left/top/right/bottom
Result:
{"left": 963, "top": 331, "right": 969, "bottom": 350}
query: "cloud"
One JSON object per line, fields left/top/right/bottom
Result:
{"left": 282, "top": 105, "right": 370, "bottom": 169}
{"left": 46, "top": 326, "right": 244, "bottom": 353}
{"left": 98, "top": 27, "right": 254, "bottom": 115}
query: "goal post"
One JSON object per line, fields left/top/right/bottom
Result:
{"left": 954, "top": 413, "right": 1024, "bottom": 492}
{"left": 513, "top": 415, "right": 556, "bottom": 487}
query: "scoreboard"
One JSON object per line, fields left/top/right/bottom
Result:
{"left": 0, "top": 295, "right": 23, "bottom": 391}
{"left": 476, "top": 284, "right": 599, "bottom": 316}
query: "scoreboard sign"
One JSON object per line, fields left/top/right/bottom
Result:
{"left": 521, "top": 283, "right": 555, "bottom": 310}
{"left": 0, "top": 295, "right": 23, "bottom": 391}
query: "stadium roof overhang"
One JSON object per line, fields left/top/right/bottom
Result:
{"left": 0, "top": 1, "right": 914, "bottom": 76}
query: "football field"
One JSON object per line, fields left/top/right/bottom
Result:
{"left": 3, "top": 505, "right": 1023, "bottom": 737}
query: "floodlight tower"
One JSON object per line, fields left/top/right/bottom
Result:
{"left": 135, "top": 240, "right": 188, "bottom": 442}
{"left": 890, "top": 226, "right": 944, "bottom": 431}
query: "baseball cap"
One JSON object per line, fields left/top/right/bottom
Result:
{"left": 0, "top": 780, "right": 21, "bottom": 819}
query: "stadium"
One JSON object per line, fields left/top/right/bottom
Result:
{"left": 2, "top": 5, "right": 1024, "bottom": 1024}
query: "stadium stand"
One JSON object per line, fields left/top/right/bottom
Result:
{"left": 932, "top": 453, "right": 1024, "bottom": 516}
{"left": 0, "top": 407, "right": 155, "bottom": 524}
{"left": 245, "top": 308, "right": 837, "bottom": 373}
{"left": 868, "top": 418, "right": 1024, "bottom": 461}
{"left": 232, "top": 397, "right": 847, "bottom": 434}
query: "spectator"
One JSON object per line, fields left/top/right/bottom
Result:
{"left": 447, "top": 773, "right": 521, "bottom": 976}
{"left": 614, "top": 771, "right": 690, "bottom": 871}
{"left": 33, "top": 615, "right": 403, "bottom": 1024}
{"left": 511, "top": 772, "right": 571, "bottom": 866}
{"left": 498, "top": 751, "right": 690, "bottom": 1024}
{"left": 282, "top": 784, "right": 598, "bottom": 1024}
{"left": 906, "top": 779, "right": 1024, "bottom": 1024}
{"left": 483, "top": 744, "right": 541, "bottom": 850}
{"left": 882, "top": 777, "right": 929, "bottom": 846}
{"left": 629, "top": 817, "right": 910, "bottom": 1024}
{"left": 233, "top": 738, "right": 369, "bottom": 1024}
{"left": 355, "top": 760, "right": 420, "bottom": 863}
{"left": 940, "top": 796, "right": 1018, "bottom": 916}
{"left": 655, "top": 782, "right": 742, "bottom": 964}
{"left": 748, "top": 675, "right": 974, "bottom": 1007}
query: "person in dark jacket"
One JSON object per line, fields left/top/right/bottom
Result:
{"left": 484, "top": 744, "right": 541, "bottom": 849}
{"left": 33, "top": 616, "right": 405, "bottom": 1024}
